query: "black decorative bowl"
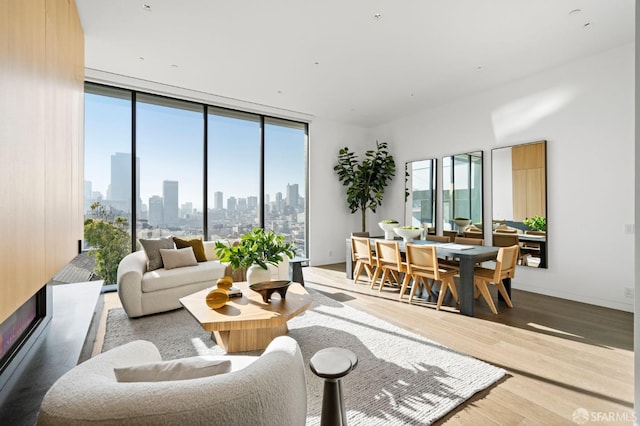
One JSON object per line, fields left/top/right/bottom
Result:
{"left": 249, "top": 280, "right": 292, "bottom": 303}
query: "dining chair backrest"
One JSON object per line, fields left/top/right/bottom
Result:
{"left": 493, "top": 245, "right": 519, "bottom": 282}
{"left": 351, "top": 232, "right": 370, "bottom": 237}
{"left": 463, "top": 231, "right": 484, "bottom": 239}
{"left": 405, "top": 243, "right": 442, "bottom": 280}
{"left": 494, "top": 227, "right": 518, "bottom": 234}
{"left": 351, "top": 236, "right": 373, "bottom": 262}
{"left": 454, "top": 236, "right": 484, "bottom": 246}
{"left": 375, "top": 240, "right": 403, "bottom": 271}
{"left": 443, "top": 230, "right": 459, "bottom": 241}
{"left": 524, "top": 230, "right": 546, "bottom": 236}
{"left": 425, "top": 235, "right": 450, "bottom": 243}
{"left": 492, "top": 233, "right": 519, "bottom": 247}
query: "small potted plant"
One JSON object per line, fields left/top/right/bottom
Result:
{"left": 378, "top": 219, "right": 399, "bottom": 239}
{"left": 214, "top": 228, "right": 296, "bottom": 285}
{"left": 393, "top": 225, "right": 422, "bottom": 242}
{"left": 523, "top": 215, "right": 546, "bottom": 232}
{"left": 453, "top": 217, "right": 471, "bottom": 230}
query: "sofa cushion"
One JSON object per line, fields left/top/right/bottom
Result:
{"left": 140, "top": 237, "right": 175, "bottom": 271}
{"left": 160, "top": 247, "right": 198, "bottom": 270}
{"left": 114, "top": 357, "right": 232, "bottom": 382}
{"left": 141, "top": 261, "right": 227, "bottom": 293}
{"left": 174, "top": 237, "right": 207, "bottom": 262}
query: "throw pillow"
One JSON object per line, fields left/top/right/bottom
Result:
{"left": 114, "top": 357, "right": 232, "bottom": 382}
{"left": 139, "top": 237, "right": 175, "bottom": 271}
{"left": 173, "top": 237, "right": 207, "bottom": 262}
{"left": 159, "top": 247, "right": 198, "bottom": 270}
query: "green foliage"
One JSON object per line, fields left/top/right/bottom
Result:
{"left": 398, "top": 225, "right": 420, "bottom": 230}
{"left": 523, "top": 215, "right": 547, "bottom": 231}
{"left": 83, "top": 202, "right": 131, "bottom": 285}
{"left": 214, "top": 228, "right": 296, "bottom": 271}
{"left": 334, "top": 141, "right": 396, "bottom": 232}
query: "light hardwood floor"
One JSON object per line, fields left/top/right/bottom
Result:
{"left": 304, "top": 264, "right": 633, "bottom": 425}
{"left": 98, "top": 264, "right": 633, "bottom": 425}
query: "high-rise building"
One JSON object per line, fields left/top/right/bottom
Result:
{"left": 214, "top": 191, "right": 223, "bottom": 210}
{"left": 148, "top": 195, "right": 163, "bottom": 226}
{"left": 247, "top": 196, "right": 258, "bottom": 209}
{"left": 227, "top": 197, "right": 237, "bottom": 211}
{"left": 180, "top": 202, "right": 193, "bottom": 218}
{"left": 163, "top": 180, "right": 179, "bottom": 226}
{"left": 287, "top": 183, "right": 299, "bottom": 207}
{"left": 238, "top": 198, "right": 247, "bottom": 210}
{"left": 275, "top": 192, "right": 283, "bottom": 211}
{"left": 110, "top": 152, "right": 140, "bottom": 213}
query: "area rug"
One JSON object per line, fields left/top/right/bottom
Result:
{"left": 103, "top": 291, "right": 506, "bottom": 425}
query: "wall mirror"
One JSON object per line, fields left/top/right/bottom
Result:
{"left": 442, "top": 151, "right": 483, "bottom": 233}
{"left": 404, "top": 159, "right": 436, "bottom": 231}
{"left": 492, "top": 140, "right": 547, "bottom": 268}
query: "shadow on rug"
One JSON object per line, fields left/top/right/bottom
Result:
{"left": 103, "top": 291, "right": 506, "bottom": 425}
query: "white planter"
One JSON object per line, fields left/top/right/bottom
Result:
{"left": 246, "top": 264, "right": 272, "bottom": 285}
{"left": 454, "top": 219, "right": 471, "bottom": 230}
{"left": 393, "top": 227, "right": 422, "bottom": 243}
{"left": 378, "top": 222, "right": 399, "bottom": 239}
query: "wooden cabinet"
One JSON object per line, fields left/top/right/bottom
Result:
{"left": 511, "top": 142, "right": 546, "bottom": 221}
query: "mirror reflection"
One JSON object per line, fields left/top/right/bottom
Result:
{"left": 442, "top": 151, "right": 483, "bottom": 233}
{"left": 404, "top": 159, "right": 436, "bottom": 233}
{"left": 492, "top": 140, "right": 547, "bottom": 268}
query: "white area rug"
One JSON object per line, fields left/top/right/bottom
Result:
{"left": 103, "top": 290, "right": 506, "bottom": 425}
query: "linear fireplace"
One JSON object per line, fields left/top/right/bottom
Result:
{"left": 0, "top": 285, "right": 51, "bottom": 392}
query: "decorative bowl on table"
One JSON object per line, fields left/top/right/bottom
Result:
{"left": 393, "top": 226, "right": 422, "bottom": 242}
{"left": 249, "top": 280, "right": 292, "bottom": 303}
{"left": 453, "top": 218, "right": 471, "bottom": 230}
{"left": 378, "top": 220, "right": 399, "bottom": 240}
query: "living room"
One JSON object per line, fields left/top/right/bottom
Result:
{"left": 0, "top": 1, "right": 637, "bottom": 424}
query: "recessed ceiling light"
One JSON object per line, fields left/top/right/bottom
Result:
{"left": 314, "top": 61, "right": 320, "bottom": 65}
{"left": 476, "top": 66, "right": 483, "bottom": 70}
{"left": 142, "top": 4, "right": 152, "bottom": 12}
{"left": 583, "top": 22, "right": 592, "bottom": 29}
{"left": 139, "top": 56, "right": 145, "bottom": 61}
{"left": 373, "top": 13, "right": 382, "bottom": 20}
{"left": 569, "top": 9, "right": 581, "bottom": 16}
{"left": 170, "top": 64, "right": 178, "bottom": 68}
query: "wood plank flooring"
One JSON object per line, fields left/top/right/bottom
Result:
{"left": 98, "top": 264, "right": 633, "bottom": 425}
{"left": 303, "top": 264, "right": 633, "bottom": 425}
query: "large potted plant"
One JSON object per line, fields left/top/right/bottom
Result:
{"left": 334, "top": 141, "right": 396, "bottom": 232}
{"left": 214, "top": 228, "right": 296, "bottom": 285}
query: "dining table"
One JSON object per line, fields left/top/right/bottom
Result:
{"left": 345, "top": 237, "right": 505, "bottom": 317}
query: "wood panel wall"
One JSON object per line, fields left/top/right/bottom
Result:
{"left": 511, "top": 141, "right": 546, "bottom": 221}
{"left": 0, "top": 0, "right": 84, "bottom": 324}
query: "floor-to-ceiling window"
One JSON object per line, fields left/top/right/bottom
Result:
{"left": 207, "top": 108, "right": 261, "bottom": 239}
{"left": 264, "top": 118, "right": 307, "bottom": 256}
{"left": 84, "top": 83, "right": 308, "bottom": 257}
{"left": 136, "top": 94, "right": 204, "bottom": 240}
{"left": 84, "top": 85, "right": 133, "bottom": 250}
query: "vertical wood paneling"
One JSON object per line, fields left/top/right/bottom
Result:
{"left": 511, "top": 142, "right": 546, "bottom": 221}
{"left": 0, "top": 0, "right": 83, "bottom": 324}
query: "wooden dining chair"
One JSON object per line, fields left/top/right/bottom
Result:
{"left": 350, "top": 236, "right": 376, "bottom": 284}
{"left": 492, "top": 233, "right": 530, "bottom": 265}
{"left": 443, "top": 230, "right": 459, "bottom": 241}
{"left": 372, "top": 240, "right": 407, "bottom": 292}
{"left": 472, "top": 244, "right": 518, "bottom": 314}
{"left": 402, "top": 244, "right": 459, "bottom": 309}
{"left": 463, "top": 231, "right": 484, "bottom": 239}
{"left": 425, "top": 235, "right": 450, "bottom": 243}
{"left": 454, "top": 236, "right": 484, "bottom": 246}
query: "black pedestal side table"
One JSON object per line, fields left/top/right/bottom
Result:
{"left": 309, "top": 347, "right": 358, "bottom": 426}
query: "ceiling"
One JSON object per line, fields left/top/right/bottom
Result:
{"left": 76, "top": 0, "right": 635, "bottom": 127}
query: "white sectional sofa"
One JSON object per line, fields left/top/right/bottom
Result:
{"left": 117, "top": 240, "right": 288, "bottom": 318}
{"left": 37, "top": 336, "right": 307, "bottom": 426}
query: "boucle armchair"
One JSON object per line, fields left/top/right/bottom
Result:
{"left": 37, "top": 336, "right": 307, "bottom": 426}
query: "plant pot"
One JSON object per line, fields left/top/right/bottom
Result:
{"left": 246, "top": 264, "right": 272, "bottom": 286}
{"left": 393, "top": 227, "right": 422, "bottom": 243}
{"left": 454, "top": 219, "right": 471, "bottom": 230}
{"left": 378, "top": 222, "right": 399, "bottom": 240}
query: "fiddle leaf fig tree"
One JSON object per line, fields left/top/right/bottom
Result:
{"left": 334, "top": 141, "right": 396, "bottom": 232}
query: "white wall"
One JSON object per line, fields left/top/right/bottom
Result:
{"left": 307, "top": 118, "right": 369, "bottom": 265}
{"left": 359, "top": 43, "right": 634, "bottom": 311}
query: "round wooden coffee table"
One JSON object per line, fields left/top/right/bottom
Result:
{"left": 180, "top": 281, "right": 312, "bottom": 353}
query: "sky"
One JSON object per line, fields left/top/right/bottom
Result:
{"left": 84, "top": 91, "right": 306, "bottom": 211}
